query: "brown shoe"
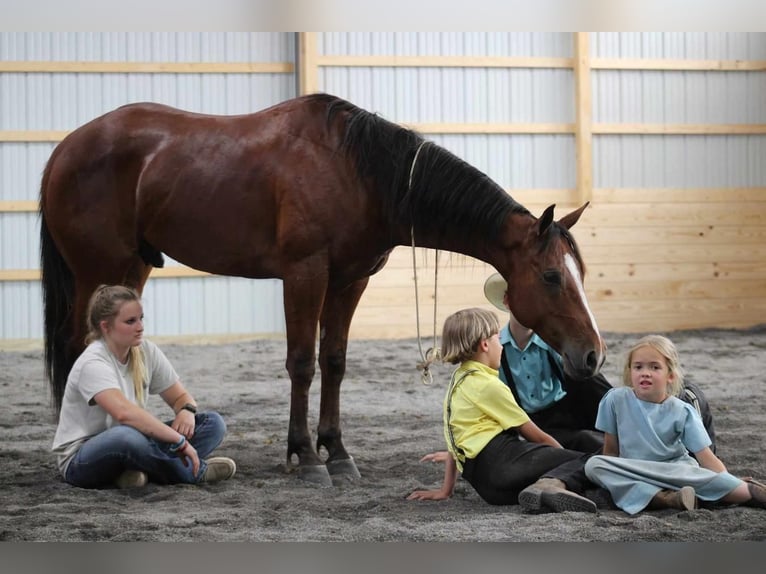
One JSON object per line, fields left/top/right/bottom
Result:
{"left": 200, "top": 457, "right": 236, "bottom": 483}
{"left": 744, "top": 478, "right": 766, "bottom": 508}
{"left": 519, "top": 478, "right": 597, "bottom": 513}
{"left": 115, "top": 470, "right": 148, "bottom": 489}
{"left": 648, "top": 486, "right": 697, "bottom": 511}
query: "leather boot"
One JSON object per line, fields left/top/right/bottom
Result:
{"left": 519, "top": 477, "right": 597, "bottom": 513}
{"left": 648, "top": 486, "right": 697, "bottom": 511}
{"left": 744, "top": 478, "right": 766, "bottom": 508}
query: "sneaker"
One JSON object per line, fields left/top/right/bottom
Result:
{"left": 518, "top": 478, "right": 597, "bottom": 513}
{"left": 200, "top": 457, "right": 236, "bottom": 483}
{"left": 115, "top": 470, "right": 148, "bottom": 489}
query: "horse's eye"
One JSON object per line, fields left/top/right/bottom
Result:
{"left": 543, "top": 270, "right": 562, "bottom": 286}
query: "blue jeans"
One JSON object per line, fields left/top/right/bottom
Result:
{"left": 63, "top": 411, "right": 227, "bottom": 488}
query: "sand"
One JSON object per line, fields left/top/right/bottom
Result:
{"left": 1, "top": 327, "right": 765, "bottom": 542}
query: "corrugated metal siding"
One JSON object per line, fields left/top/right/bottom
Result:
{"left": 595, "top": 135, "right": 766, "bottom": 188}
{"left": 3, "top": 32, "right": 765, "bottom": 341}
{"left": 319, "top": 32, "right": 575, "bottom": 193}
{"left": 592, "top": 32, "right": 766, "bottom": 59}
{"left": 592, "top": 32, "right": 766, "bottom": 189}
{"left": 0, "top": 32, "right": 295, "bottom": 340}
{"left": 320, "top": 32, "right": 573, "bottom": 57}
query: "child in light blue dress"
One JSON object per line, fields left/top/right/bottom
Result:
{"left": 585, "top": 335, "right": 766, "bottom": 515}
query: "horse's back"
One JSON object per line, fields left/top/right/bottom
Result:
{"left": 40, "top": 94, "right": 380, "bottom": 280}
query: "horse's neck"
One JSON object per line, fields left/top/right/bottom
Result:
{"left": 402, "top": 210, "right": 531, "bottom": 267}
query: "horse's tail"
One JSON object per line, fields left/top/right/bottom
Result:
{"left": 39, "top": 155, "right": 75, "bottom": 413}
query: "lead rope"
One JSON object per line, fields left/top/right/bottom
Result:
{"left": 408, "top": 141, "right": 440, "bottom": 385}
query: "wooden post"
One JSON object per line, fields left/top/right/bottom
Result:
{"left": 297, "top": 32, "right": 319, "bottom": 95}
{"left": 574, "top": 32, "right": 593, "bottom": 205}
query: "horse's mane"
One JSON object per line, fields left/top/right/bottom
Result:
{"left": 309, "top": 93, "right": 529, "bottom": 244}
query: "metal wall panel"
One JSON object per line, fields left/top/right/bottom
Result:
{"left": 0, "top": 281, "right": 42, "bottom": 339}
{"left": 0, "top": 32, "right": 295, "bottom": 341}
{"left": 320, "top": 32, "right": 573, "bottom": 57}
{"left": 592, "top": 32, "right": 766, "bottom": 60}
{"left": 4, "top": 32, "right": 765, "bottom": 340}
{"left": 319, "top": 32, "right": 575, "bottom": 194}
{"left": 595, "top": 135, "right": 766, "bottom": 188}
{"left": 594, "top": 71, "right": 766, "bottom": 124}
{"left": 592, "top": 32, "right": 766, "bottom": 188}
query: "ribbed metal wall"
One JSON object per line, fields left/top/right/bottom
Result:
{"left": 2, "top": 32, "right": 764, "bottom": 341}
{"left": 319, "top": 32, "right": 575, "bottom": 191}
{"left": 592, "top": 32, "right": 766, "bottom": 188}
{"left": 0, "top": 32, "right": 295, "bottom": 340}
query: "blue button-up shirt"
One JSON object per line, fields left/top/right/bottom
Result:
{"left": 497, "top": 324, "right": 567, "bottom": 413}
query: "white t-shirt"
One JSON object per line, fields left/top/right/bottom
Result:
{"left": 51, "top": 339, "right": 179, "bottom": 473}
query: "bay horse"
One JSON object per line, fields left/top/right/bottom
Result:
{"left": 39, "top": 93, "right": 605, "bottom": 486}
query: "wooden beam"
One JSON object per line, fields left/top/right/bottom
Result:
{"left": 593, "top": 123, "right": 766, "bottom": 135}
{"left": 404, "top": 123, "right": 575, "bottom": 134}
{"left": 5, "top": 189, "right": 766, "bottom": 215}
{"left": 313, "top": 54, "right": 766, "bottom": 73}
{"left": 4, "top": 123, "right": 766, "bottom": 143}
{"left": 316, "top": 55, "right": 573, "bottom": 69}
{"left": 574, "top": 32, "right": 593, "bottom": 205}
{"left": 0, "top": 61, "right": 293, "bottom": 74}
{"left": 0, "top": 130, "right": 69, "bottom": 142}
{"left": 297, "top": 32, "right": 319, "bottom": 95}
{"left": 592, "top": 58, "right": 766, "bottom": 72}
{"left": 0, "top": 267, "right": 210, "bottom": 282}
{"left": 0, "top": 200, "right": 38, "bottom": 212}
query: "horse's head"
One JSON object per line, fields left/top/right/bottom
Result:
{"left": 497, "top": 203, "right": 605, "bottom": 378}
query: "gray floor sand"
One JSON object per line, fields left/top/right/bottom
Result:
{"left": 1, "top": 328, "right": 765, "bottom": 541}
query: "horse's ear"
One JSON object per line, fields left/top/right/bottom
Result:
{"left": 537, "top": 204, "right": 556, "bottom": 236}
{"left": 557, "top": 201, "right": 590, "bottom": 230}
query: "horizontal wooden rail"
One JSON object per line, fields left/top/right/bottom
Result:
{"left": 0, "top": 200, "right": 38, "bottom": 212}
{"left": 316, "top": 55, "right": 573, "bottom": 69}
{"left": 0, "top": 131, "right": 68, "bottom": 142}
{"left": 4, "top": 125, "right": 766, "bottom": 142}
{"left": 5, "top": 189, "right": 766, "bottom": 213}
{"left": 315, "top": 55, "right": 766, "bottom": 73}
{"left": 591, "top": 58, "right": 766, "bottom": 72}
{"left": 0, "top": 61, "right": 293, "bottom": 74}
{"left": 593, "top": 124, "right": 766, "bottom": 135}
{"left": 406, "top": 123, "right": 574, "bottom": 134}
{"left": 0, "top": 267, "right": 210, "bottom": 281}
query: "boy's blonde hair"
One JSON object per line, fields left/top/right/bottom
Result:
{"left": 441, "top": 307, "right": 500, "bottom": 364}
{"left": 622, "top": 334, "right": 684, "bottom": 397}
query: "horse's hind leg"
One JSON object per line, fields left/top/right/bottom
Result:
{"left": 69, "top": 259, "right": 153, "bottom": 360}
{"left": 317, "top": 277, "right": 369, "bottom": 481}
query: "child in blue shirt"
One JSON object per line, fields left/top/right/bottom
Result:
{"left": 585, "top": 334, "right": 766, "bottom": 514}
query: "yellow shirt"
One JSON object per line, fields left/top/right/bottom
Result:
{"left": 443, "top": 360, "right": 530, "bottom": 471}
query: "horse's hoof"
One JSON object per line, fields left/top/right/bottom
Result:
{"left": 326, "top": 457, "right": 361, "bottom": 479}
{"left": 296, "top": 464, "right": 333, "bottom": 487}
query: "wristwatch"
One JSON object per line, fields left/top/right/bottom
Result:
{"left": 180, "top": 403, "right": 197, "bottom": 414}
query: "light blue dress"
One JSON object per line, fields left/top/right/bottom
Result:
{"left": 584, "top": 387, "right": 742, "bottom": 514}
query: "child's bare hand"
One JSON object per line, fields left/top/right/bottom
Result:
{"left": 419, "top": 451, "right": 450, "bottom": 463}
{"left": 407, "top": 489, "right": 451, "bottom": 501}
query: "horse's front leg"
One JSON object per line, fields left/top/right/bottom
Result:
{"left": 283, "top": 264, "right": 333, "bottom": 486}
{"left": 317, "top": 277, "right": 369, "bottom": 481}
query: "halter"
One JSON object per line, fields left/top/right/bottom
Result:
{"left": 408, "top": 140, "right": 440, "bottom": 385}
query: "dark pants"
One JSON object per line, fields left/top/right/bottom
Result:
{"left": 461, "top": 429, "right": 593, "bottom": 506}
{"left": 530, "top": 393, "right": 605, "bottom": 454}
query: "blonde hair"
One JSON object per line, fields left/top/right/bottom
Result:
{"left": 441, "top": 307, "right": 500, "bottom": 364}
{"left": 622, "top": 334, "right": 684, "bottom": 397}
{"left": 85, "top": 284, "right": 147, "bottom": 406}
